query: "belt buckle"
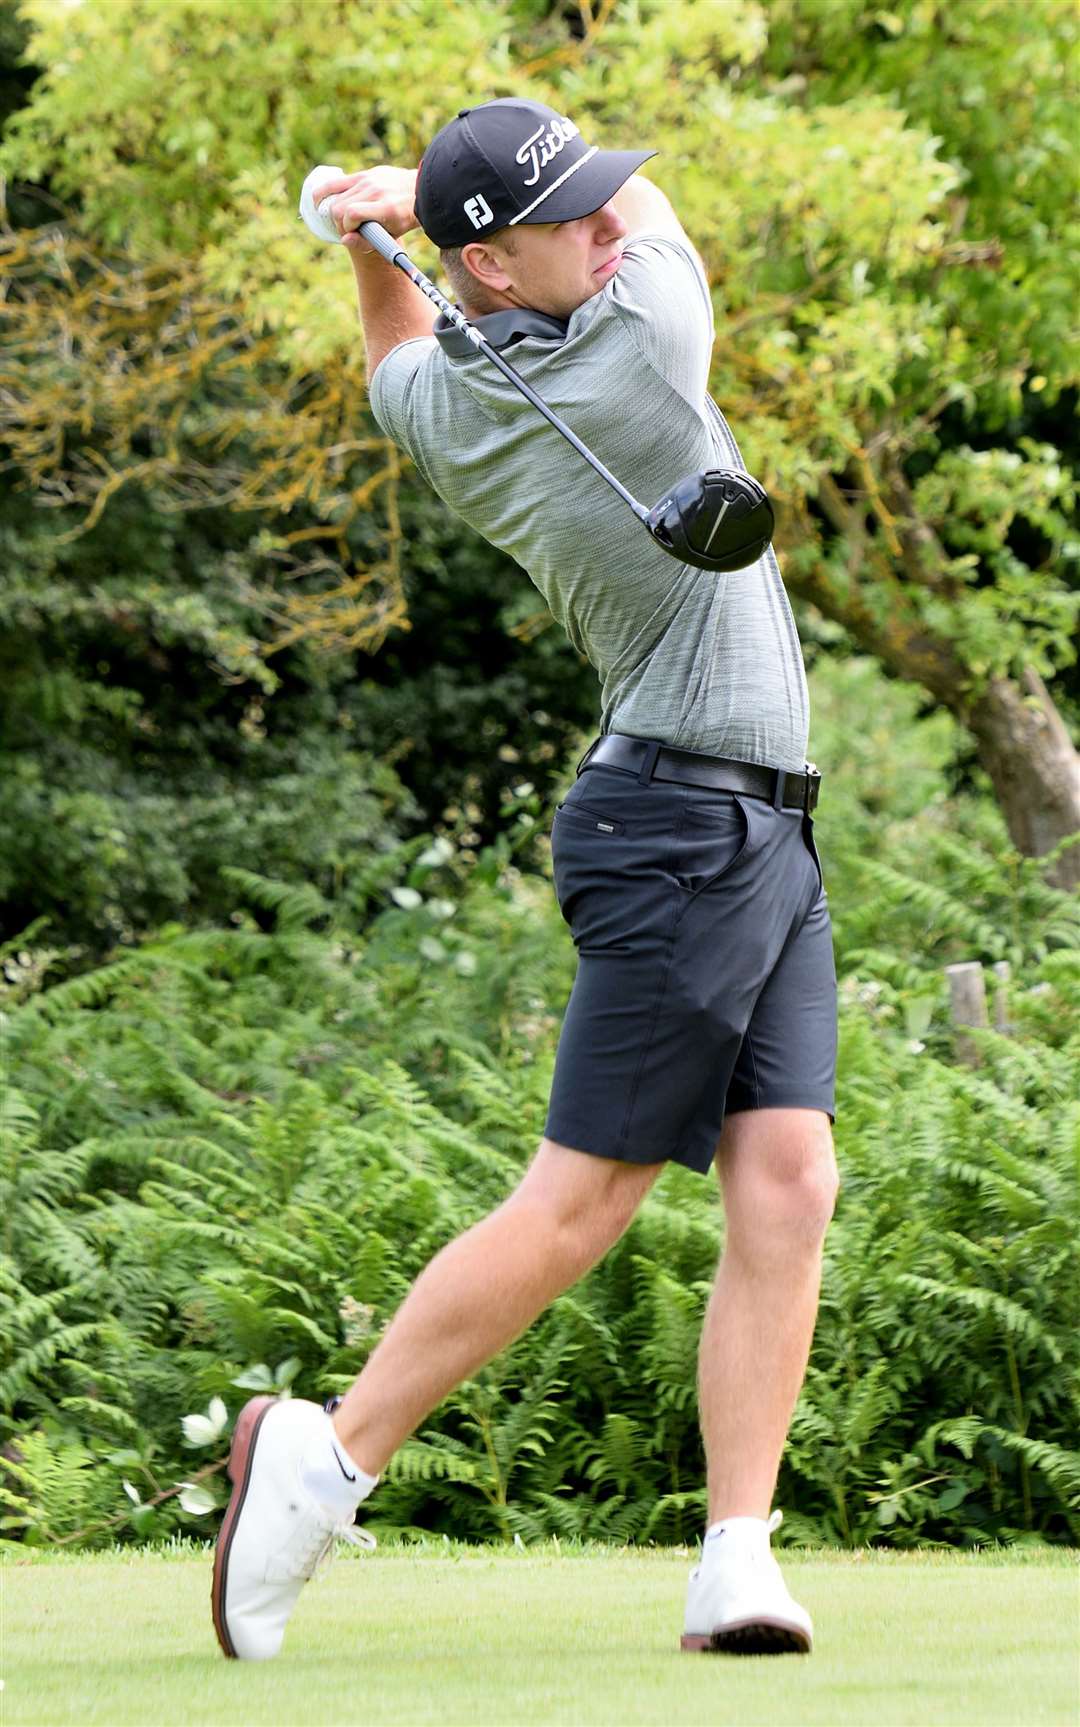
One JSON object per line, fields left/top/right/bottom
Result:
{"left": 804, "top": 761, "right": 821, "bottom": 815}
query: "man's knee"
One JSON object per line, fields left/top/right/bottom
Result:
{"left": 511, "top": 1136, "right": 662, "bottom": 1259}
{"left": 717, "top": 1109, "right": 839, "bottom": 1254}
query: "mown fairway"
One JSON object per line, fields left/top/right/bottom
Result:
{"left": 3, "top": 1544, "right": 1077, "bottom": 1726}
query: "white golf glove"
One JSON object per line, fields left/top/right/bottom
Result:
{"left": 298, "top": 165, "right": 347, "bottom": 244}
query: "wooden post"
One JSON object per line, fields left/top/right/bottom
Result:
{"left": 991, "top": 960, "right": 1012, "bottom": 1034}
{"left": 945, "top": 961, "right": 988, "bottom": 1066}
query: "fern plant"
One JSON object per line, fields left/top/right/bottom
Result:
{"left": 1, "top": 763, "right": 1077, "bottom": 1550}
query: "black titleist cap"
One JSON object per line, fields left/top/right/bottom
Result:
{"left": 415, "top": 97, "right": 656, "bottom": 248}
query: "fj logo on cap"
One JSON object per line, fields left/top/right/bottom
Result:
{"left": 515, "top": 117, "right": 579, "bottom": 187}
{"left": 463, "top": 193, "right": 494, "bottom": 229}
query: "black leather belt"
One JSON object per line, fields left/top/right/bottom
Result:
{"left": 577, "top": 733, "right": 822, "bottom": 814}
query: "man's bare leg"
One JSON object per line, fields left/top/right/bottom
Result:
{"left": 699, "top": 1108, "right": 838, "bottom": 1522}
{"left": 333, "top": 1138, "right": 664, "bottom": 1476}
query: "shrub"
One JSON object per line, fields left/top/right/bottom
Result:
{"left": 2, "top": 767, "right": 1076, "bottom": 1550}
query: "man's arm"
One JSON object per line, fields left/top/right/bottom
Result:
{"left": 611, "top": 174, "right": 701, "bottom": 257}
{"left": 605, "top": 173, "right": 714, "bottom": 406}
{"left": 348, "top": 248, "right": 435, "bottom": 383}
{"left": 316, "top": 166, "right": 436, "bottom": 382}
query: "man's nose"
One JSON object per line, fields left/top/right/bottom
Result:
{"left": 594, "top": 201, "right": 628, "bottom": 243}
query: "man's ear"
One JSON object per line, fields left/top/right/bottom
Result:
{"left": 460, "top": 239, "right": 514, "bottom": 293}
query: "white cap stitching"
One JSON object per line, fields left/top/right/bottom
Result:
{"left": 507, "top": 146, "right": 599, "bottom": 226}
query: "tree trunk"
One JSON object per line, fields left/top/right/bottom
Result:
{"left": 784, "top": 484, "right": 1080, "bottom": 893}
{"left": 966, "top": 667, "right": 1080, "bottom": 892}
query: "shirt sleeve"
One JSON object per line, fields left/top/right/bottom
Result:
{"left": 604, "top": 233, "right": 715, "bottom": 410}
{"left": 368, "top": 336, "right": 437, "bottom": 459}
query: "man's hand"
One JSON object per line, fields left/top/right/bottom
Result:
{"left": 317, "top": 166, "right": 419, "bottom": 255}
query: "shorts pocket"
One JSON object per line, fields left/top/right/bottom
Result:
{"left": 803, "top": 813, "right": 826, "bottom": 898}
{"left": 673, "top": 794, "right": 752, "bottom": 916}
{"left": 550, "top": 802, "right": 629, "bottom": 923}
{"left": 553, "top": 803, "right": 626, "bottom": 836}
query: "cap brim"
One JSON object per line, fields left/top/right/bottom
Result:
{"left": 512, "top": 147, "right": 658, "bottom": 227}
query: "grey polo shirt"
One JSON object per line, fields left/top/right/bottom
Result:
{"left": 369, "top": 232, "right": 810, "bottom": 772}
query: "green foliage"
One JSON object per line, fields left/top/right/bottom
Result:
{"left": 2, "top": 665, "right": 1076, "bottom": 1552}
{"left": 0, "top": 247, "right": 597, "bottom": 956}
{"left": 1, "top": 5, "right": 1077, "bottom": 1554}
{"left": 783, "top": 1020, "right": 1080, "bottom": 1545}
{"left": 0, "top": 479, "right": 428, "bottom": 954}
{"left": 1, "top": 0, "right": 1076, "bottom": 947}
{"left": 765, "top": 0, "right": 1079, "bottom": 411}
{"left": 801, "top": 656, "right": 1080, "bottom": 984}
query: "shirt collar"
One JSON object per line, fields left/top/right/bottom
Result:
{"left": 433, "top": 307, "right": 570, "bottom": 359}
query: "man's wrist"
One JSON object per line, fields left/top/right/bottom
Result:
{"left": 385, "top": 167, "right": 420, "bottom": 240}
{"left": 348, "top": 241, "right": 400, "bottom": 279}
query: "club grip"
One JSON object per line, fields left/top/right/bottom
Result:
{"left": 359, "top": 221, "right": 406, "bottom": 265}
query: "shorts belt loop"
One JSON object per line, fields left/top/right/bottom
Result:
{"left": 637, "top": 740, "right": 662, "bottom": 786}
{"left": 772, "top": 768, "right": 787, "bottom": 811}
{"left": 576, "top": 737, "right": 600, "bottom": 777}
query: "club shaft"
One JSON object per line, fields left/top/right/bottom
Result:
{"left": 360, "top": 221, "right": 649, "bottom": 523}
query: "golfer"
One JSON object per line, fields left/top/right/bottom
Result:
{"left": 213, "top": 98, "right": 839, "bottom": 1661}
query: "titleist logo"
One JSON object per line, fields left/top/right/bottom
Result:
{"left": 515, "top": 116, "right": 580, "bottom": 188}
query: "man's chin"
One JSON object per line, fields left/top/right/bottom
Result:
{"left": 572, "top": 277, "right": 612, "bottom": 311}
{"left": 537, "top": 288, "right": 595, "bottom": 318}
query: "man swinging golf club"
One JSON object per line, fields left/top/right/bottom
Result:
{"left": 213, "top": 97, "right": 839, "bottom": 1661}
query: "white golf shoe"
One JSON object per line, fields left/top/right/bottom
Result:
{"left": 212, "top": 1396, "right": 377, "bottom": 1660}
{"left": 681, "top": 1510, "right": 813, "bottom": 1654}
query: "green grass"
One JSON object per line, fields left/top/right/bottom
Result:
{"left": 2, "top": 1543, "right": 1078, "bottom": 1726}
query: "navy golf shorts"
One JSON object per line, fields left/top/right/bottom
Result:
{"left": 544, "top": 752, "right": 838, "bottom": 1176}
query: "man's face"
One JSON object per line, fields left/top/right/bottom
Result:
{"left": 464, "top": 200, "right": 630, "bottom": 318}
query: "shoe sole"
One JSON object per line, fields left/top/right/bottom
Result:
{"left": 681, "top": 1618, "right": 812, "bottom": 1655}
{"left": 211, "top": 1395, "right": 278, "bottom": 1659}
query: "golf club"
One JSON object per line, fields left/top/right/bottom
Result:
{"left": 358, "top": 221, "right": 774, "bottom": 574}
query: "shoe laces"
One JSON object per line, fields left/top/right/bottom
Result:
{"left": 300, "top": 1515, "right": 378, "bottom": 1583}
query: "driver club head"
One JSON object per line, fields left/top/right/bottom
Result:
{"left": 645, "top": 469, "right": 774, "bottom": 572}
